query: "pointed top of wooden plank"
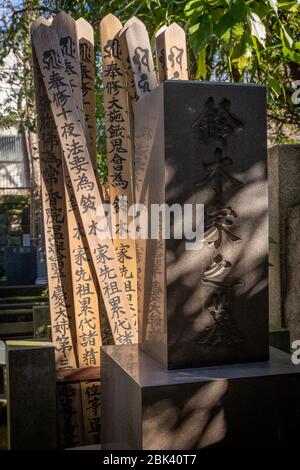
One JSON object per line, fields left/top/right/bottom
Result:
{"left": 52, "top": 10, "right": 77, "bottom": 32}
{"left": 30, "top": 16, "right": 50, "bottom": 33}
{"left": 167, "top": 22, "right": 186, "bottom": 35}
{"left": 155, "top": 24, "right": 167, "bottom": 37}
{"left": 155, "top": 24, "right": 168, "bottom": 83}
{"left": 118, "top": 15, "right": 145, "bottom": 36}
{"left": 157, "top": 22, "right": 188, "bottom": 81}
{"left": 100, "top": 13, "right": 123, "bottom": 68}
{"left": 31, "top": 21, "right": 51, "bottom": 40}
{"left": 76, "top": 17, "right": 94, "bottom": 43}
{"left": 124, "top": 21, "right": 157, "bottom": 98}
{"left": 100, "top": 13, "right": 122, "bottom": 32}
{"left": 52, "top": 10, "right": 70, "bottom": 23}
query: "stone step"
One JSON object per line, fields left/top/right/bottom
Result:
{"left": 0, "top": 310, "right": 33, "bottom": 323}
{"left": 0, "top": 303, "right": 35, "bottom": 309}
{"left": 0, "top": 321, "right": 33, "bottom": 338}
{"left": 0, "top": 297, "right": 45, "bottom": 305}
{"left": 0, "top": 285, "right": 47, "bottom": 298}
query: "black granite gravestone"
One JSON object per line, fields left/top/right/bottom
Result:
{"left": 5, "top": 246, "right": 37, "bottom": 286}
{"left": 100, "top": 81, "right": 295, "bottom": 451}
{"left": 101, "top": 345, "right": 300, "bottom": 450}
{"left": 134, "top": 81, "right": 269, "bottom": 369}
{"left": 6, "top": 341, "right": 57, "bottom": 449}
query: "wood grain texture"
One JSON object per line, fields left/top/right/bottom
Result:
{"left": 124, "top": 21, "right": 157, "bottom": 99}
{"left": 52, "top": 12, "right": 102, "bottom": 368}
{"left": 31, "top": 17, "right": 77, "bottom": 370}
{"left": 32, "top": 23, "right": 137, "bottom": 345}
{"left": 100, "top": 14, "right": 138, "bottom": 334}
{"left": 155, "top": 22, "right": 188, "bottom": 82}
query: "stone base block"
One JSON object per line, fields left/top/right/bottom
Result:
{"left": 101, "top": 345, "right": 300, "bottom": 450}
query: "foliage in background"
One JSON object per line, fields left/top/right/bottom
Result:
{"left": 0, "top": 0, "right": 299, "bottom": 182}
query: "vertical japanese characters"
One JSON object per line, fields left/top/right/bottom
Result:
{"left": 32, "top": 22, "right": 137, "bottom": 346}
{"left": 193, "top": 97, "right": 245, "bottom": 346}
{"left": 100, "top": 14, "right": 138, "bottom": 334}
{"left": 31, "top": 18, "right": 77, "bottom": 370}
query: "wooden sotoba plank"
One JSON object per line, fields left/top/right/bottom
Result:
{"left": 52, "top": 11, "right": 102, "bottom": 368}
{"left": 31, "top": 17, "right": 77, "bottom": 370}
{"left": 156, "top": 22, "right": 189, "bottom": 81}
{"left": 100, "top": 14, "right": 138, "bottom": 334}
{"left": 32, "top": 23, "right": 137, "bottom": 345}
{"left": 124, "top": 20, "right": 157, "bottom": 99}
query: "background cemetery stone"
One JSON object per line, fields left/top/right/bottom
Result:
{"left": 269, "top": 144, "right": 300, "bottom": 340}
{"left": 6, "top": 341, "right": 57, "bottom": 449}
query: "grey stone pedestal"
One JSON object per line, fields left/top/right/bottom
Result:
{"left": 6, "top": 340, "right": 57, "bottom": 449}
{"left": 101, "top": 345, "right": 300, "bottom": 450}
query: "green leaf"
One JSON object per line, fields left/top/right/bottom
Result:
{"left": 189, "top": 22, "right": 200, "bottom": 34}
{"left": 269, "top": 236, "right": 278, "bottom": 245}
{"left": 230, "top": 1, "right": 248, "bottom": 21}
{"left": 282, "top": 25, "right": 293, "bottom": 48}
{"left": 196, "top": 48, "right": 207, "bottom": 79}
{"left": 252, "top": 35, "right": 262, "bottom": 64}
{"left": 189, "top": 14, "right": 213, "bottom": 52}
{"left": 268, "top": 0, "right": 278, "bottom": 15}
{"left": 184, "top": 0, "right": 203, "bottom": 15}
{"left": 247, "top": 11, "right": 266, "bottom": 48}
{"left": 278, "top": 1, "right": 300, "bottom": 12}
{"left": 205, "top": 0, "right": 230, "bottom": 6}
{"left": 231, "top": 31, "right": 249, "bottom": 59}
{"left": 214, "top": 11, "right": 235, "bottom": 37}
{"left": 269, "top": 76, "right": 281, "bottom": 97}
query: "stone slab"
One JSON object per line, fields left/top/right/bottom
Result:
{"left": 4, "top": 246, "right": 37, "bottom": 286}
{"left": 6, "top": 340, "right": 57, "bottom": 449}
{"left": 101, "top": 344, "right": 300, "bottom": 450}
{"left": 135, "top": 81, "right": 269, "bottom": 368}
{"left": 268, "top": 144, "right": 300, "bottom": 330}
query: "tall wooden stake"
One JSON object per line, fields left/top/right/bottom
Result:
{"left": 51, "top": 12, "right": 102, "bottom": 369}
{"left": 31, "top": 17, "right": 77, "bottom": 370}
{"left": 155, "top": 22, "right": 189, "bottom": 81}
{"left": 76, "top": 17, "right": 97, "bottom": 170}
{"left": 155, "top": 25, "right": 168, "bottom": 82}
{"left": 118, "top": 16, "right": 146, "bottom": 103}
{"left": 100, "top": 14, "right": 138, "bottom": 333}
{"left": 124, "top": 21, "right": 157, "bottom": 99}
{"left": 32, "top": 23, "right": 137, "bottom": 345}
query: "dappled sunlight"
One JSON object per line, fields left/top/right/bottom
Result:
{"left": 143, "top": 380, "right": 228, "bottom": 449}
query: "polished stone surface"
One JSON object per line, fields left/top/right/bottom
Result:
{"left": 6, "top": 341, "right": 57, "bottom": 449}
{"left": 135, "top": 81, "right": 269, "bottom": 369}
{"left": 269, "top": 144, "right": 300, "bottom": 330}
{"left": 269, "top": 324, "right": 290, "bottom": 354}
{"left": 102, "top": 345, "right": 298, "bottom": 387}
{"left": 5, "top": 246, "right": 37, "bottom": 286}
{"left": 101, "top": 345, "right": 300, "bottom": 450}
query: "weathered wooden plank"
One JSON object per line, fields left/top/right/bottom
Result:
{"left": 52, "top": 11, "right": 86, "bottom": 127}
{"left": 52, "top": 12, "right": 102, "bottom": 368}
{"left": 155, "top": 25, "right": 168, "bottom": 83}
{"left": 118, "top": 16, "right": 145, "bottom": 103}
{"left": 124, "top": 21, "right": 157, "bottom": 98}
{"left": 81, "top": 380, "right": 101, "bottom": 445}
{"left": 57, "top": 382, "right": 84, "bottom": 448}
{"left": 32, "top": 23, "right": 137, "bottom": 345}
{"left": 56, "top": 366, "right": 100, "bottom": 383}
{"left": 31, "top": 17, "right": 77, "bottom": 370}
{"left": 76, "top": 17, "right": 97, "bottom": 169}
{"left": 100, "top": 14, "right": 138, "bottom": 333}
{"left": 156, "top": 22, "right": 188, "bottom": 81}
